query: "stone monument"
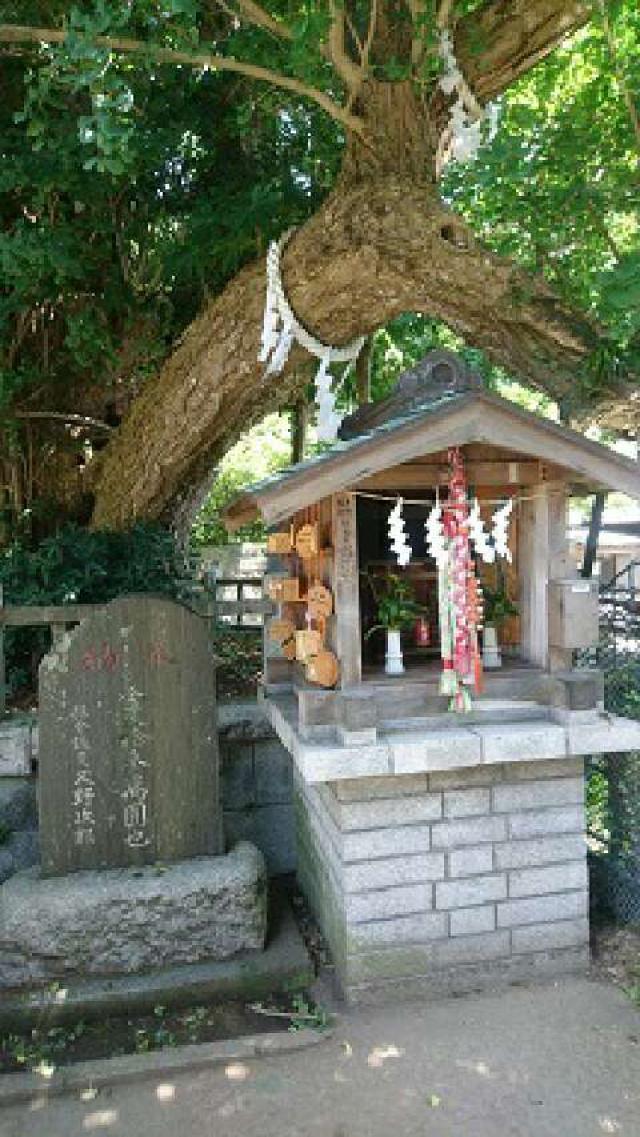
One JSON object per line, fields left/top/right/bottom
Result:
{"left": 38, "top": 594, "right": 222, "bottom": 875}
{"left": 0, "top": 595, "right": 267, "bottom": 993}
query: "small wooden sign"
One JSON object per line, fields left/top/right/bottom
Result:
{"left": 267, "top": 530, "right": 293, "bottom": 556}
{"left": 268, "top": 618, "right": 295, "bottom": 644}
{"left": 295, "top": 523, "right": 318, "bottom": 560}
{"left": 295, "top": 628, "right": 323, "bottom": 663}
{"left": 306, "top": 649, "right": 339, "bottom": 688}
{"left": 306, "top": 582, "right": 333, "bottom": 620}
{"left": 268, "top": 577, "right": 300, "bottom": 603}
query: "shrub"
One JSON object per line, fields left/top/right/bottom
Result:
{"left": 1, "top": 523, "right": 184, "bottom": 703}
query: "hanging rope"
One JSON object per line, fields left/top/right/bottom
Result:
{"left": 258, "top": 229, "right": 366, "bottom": 442}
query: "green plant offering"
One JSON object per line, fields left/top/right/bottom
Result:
{"left": 365, "top": 573, "right": 423, "bottom": 636}
{"left": 482, "top": 585, "right": 518, "bottom": 628}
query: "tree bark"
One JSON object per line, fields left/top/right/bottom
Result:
{"left": 91, "top": 169, "right": 604, "bottom": 529}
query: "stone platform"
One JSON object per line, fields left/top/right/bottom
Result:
{"left": 296, "top": 758, "right": 590, "bottom": 1003}
{"left": 0, "top": 842, "right": 266, "bottom": 991}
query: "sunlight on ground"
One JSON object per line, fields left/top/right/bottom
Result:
{"left": 456, "top": 1058, "right": 495, "bottom": 1079}
{"left": 599, "top": 1119, "right": 622, "bottom": 1133}
{"left": 367, "top": 1044, "right": 405, "bottom": 1068}
{"left": 225, "top": 1061, "right": 250, "bottom": 1081}
{"left": 82, "top": 1108, "right": 118, "bottom": 1130}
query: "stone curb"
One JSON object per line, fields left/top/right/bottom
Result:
{"left": 0, "top": 1025, "right": 334, "bottom": 1106}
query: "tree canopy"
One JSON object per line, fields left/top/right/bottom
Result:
{"left": 0, "top": 0, "right": 638, "bottom": 535}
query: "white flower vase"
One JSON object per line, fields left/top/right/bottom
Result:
{"left": 385, "top": 628, "right": 405, "bottom": 675}
{"left": 482, "top": 625, "right": 502, "bottom": 669}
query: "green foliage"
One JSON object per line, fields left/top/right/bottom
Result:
{"left": 192, "top": 414, "right": 293, "bottom": 547}
{"left": 364, "top": 572, "right": 423, "bottom": 634}
{"left": 0, "top": 523, "right": 182, "bottom": 605}
{"left": 442, "top": 5, "right": 640, "bottom": 382}
{"left": 482, "top": 585, "right": 518, "bottom": 628}
{"left": 215, "top": 629, "right": 262, "bottom": 699}
{"left": 0, "top": 522, "right": 184, "bottom": 699}
{"left": 287, "top": 993, "right": 330, "bottom": 1032}
{"left": 1, "top": 2, "right": 340, "bottom": 518}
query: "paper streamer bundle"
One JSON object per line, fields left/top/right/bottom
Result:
{"left": 258, "top": 230, "right": 365, "bottom": 442}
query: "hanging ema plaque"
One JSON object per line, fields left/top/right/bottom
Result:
{"left": 306, "top": 649, "right": 339, "bottom": 688}
{"left": 38, "top": 595, "right": 222, "bottom": 877}
{"left": 267, "top": 529, "right": 293, "bottom": 555}
{"left": 306, "top": 582, "right": 333, "bottom": 620}
{"left": 294, "top": 523, "right": 319, "bottom": 560}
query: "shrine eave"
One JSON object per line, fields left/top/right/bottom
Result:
{"left": 223, "top": 390, "right": 640, "bottom": 531}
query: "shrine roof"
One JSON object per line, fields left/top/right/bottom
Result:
{"left": 224, "top": 363, "right": 640, "bottom": 530}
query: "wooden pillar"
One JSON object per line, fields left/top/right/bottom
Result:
{"left": 520, "top": 483, "right": 572, "bottom": 671}
{"left": 547, "top": 485, "right": 573, "bottom": 671}
{"left": 332, "top": 492, "right": 361, "bottom": 688}
{"left": 519, "top": 487, "right": 550, "bottom": 668}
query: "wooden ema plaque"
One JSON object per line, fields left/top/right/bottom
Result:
{"left": 306, "top": 649, "right": 339, "bottom": 688}
{"left": 267, "top": 529, "right": 293, "bottom": 555}
{"left": 295, "top": 628, "right": 323, "bottom": 663}
{"left": 268, "top": 617, "right": 295, "bottom": 644}
{"left": 306, "top": 582, "right": 333, "bottom": 619}
{"left": 268, "top": 577, "right": 300, "bottom": 603}
{"left": 295, "top": 523, "right": 318, "bottom": 560}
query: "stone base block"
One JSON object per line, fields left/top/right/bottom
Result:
{"left": 295, "top": 759, "right": 590, "bottom": 1003}
{"left": 0, "top": 842, "right": 266, "bottom": 991}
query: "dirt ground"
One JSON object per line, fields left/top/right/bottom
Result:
{"left": 2, "top": 976, "right": 639, "bottom": 1137}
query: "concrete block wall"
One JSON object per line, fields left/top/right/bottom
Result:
{"left": 295, "top": 757, "right": 589, "bottom": 1002}
{"left": 219, "top": 703, "right": 295, "bottom": 875}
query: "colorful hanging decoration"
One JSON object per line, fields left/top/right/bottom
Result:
{"left": 437, "top": 447, "right": 483, "bottom": 713}
{"left": 258, "top": 230, "right": 365, "bottom": 442}
{"left": 388, "top": 498, "right": 412, "bottom": 567}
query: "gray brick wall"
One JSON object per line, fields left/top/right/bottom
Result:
{"left": 219, "top": 703, "right": 295, "bottom": 875}
{"left": 295, "top": 756, "right": 589, "bottom": 1002}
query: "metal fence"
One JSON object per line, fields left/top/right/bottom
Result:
{"left": 577, "top": 561, "right": 640, "bottom": 924}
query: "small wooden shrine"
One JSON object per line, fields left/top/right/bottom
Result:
{"left": 225, "top": 350, "right": 640, "bottom": 1003}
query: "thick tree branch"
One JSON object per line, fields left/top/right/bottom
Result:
{"left": 455, "top": 0, "right": 592, "bottom": 103}
{"left": 90, "top": 176, "right": 631, "bottom": 529}
{"left": 0, "top": 23, "right": 364, "bottom": 137}
{"left": 227, "top": 0, "right": 294, "bottom": 41}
